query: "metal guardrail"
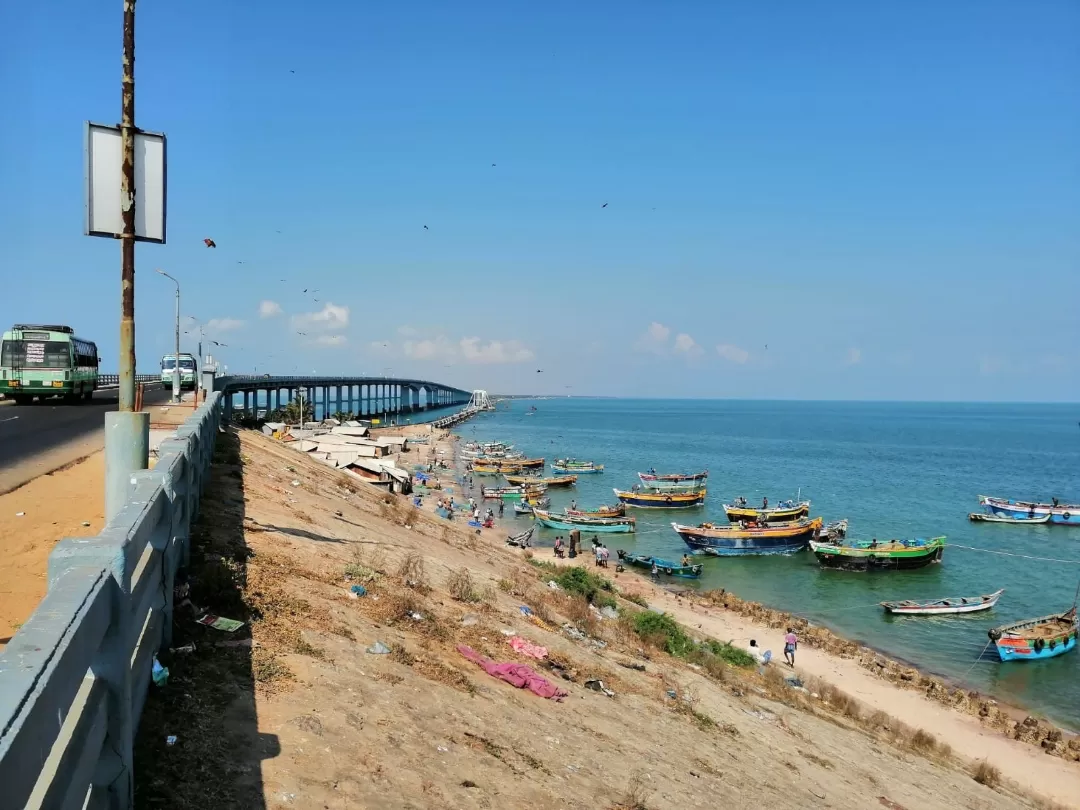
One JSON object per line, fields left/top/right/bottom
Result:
{"left": 0, "top": 392, "right": 223, "bottom": 808}
{"left": 98, "top": 374, "right": 160, "bottom": 387}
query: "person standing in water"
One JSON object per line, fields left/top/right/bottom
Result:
{"left": 783, "top": 627, "right": 798, "bottom": 667}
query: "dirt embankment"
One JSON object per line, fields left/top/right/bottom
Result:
{"left": 131, "top": 427, "right": 1078, "bottom": 810}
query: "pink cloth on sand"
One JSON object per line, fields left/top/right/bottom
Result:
{"left": 508, "top": 635, "right": 548, "bottom": 659}
{"left": 457, "top": 644, "right": 567, "bottom": 700}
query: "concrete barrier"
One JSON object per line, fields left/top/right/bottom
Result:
{"left": 0, "top": 391, "right": 223, "bottom": 809}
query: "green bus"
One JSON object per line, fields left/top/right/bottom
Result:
{"left": 0, "top": 324, "right": 100, "bottom": 404}
{"left": 160, "top": 353, "right": 198, "bottom": 390}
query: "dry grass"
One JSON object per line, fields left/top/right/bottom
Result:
{"left": 973, "top": 759, "right": 1000, "bottom": 789}
{"left": 446, "top": 567, "right": 482, "bottom": 603}
{"left": 610, "top": 775, "right": 653, "bottom": 810}
{"left": 396, "top": 551, "right": 429, "bottom": 591}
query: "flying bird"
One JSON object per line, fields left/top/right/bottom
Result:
{"left": 289, "top": 69, "right": 295, "bottom": 74}
{"left": 236, "top": 260, "right": 245, "bottom": 264}
{"left": 491, "top": 163, "right": 496, "bottom": 167}
{"left": 601, "top": 203, "right": 608, "bottom": 208}
{"left": 203, "top": 238, "right": 216, "bottom": 248}
{"left": 423, "top": 225, "right": 429, "bottom": 230}
{"left": 537, "top": 369, "right": 543, "bottom": 373}
{"left": 296, "top": 331, "right": 307, "bottom": 336}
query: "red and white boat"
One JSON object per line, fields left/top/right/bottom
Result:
{"left": 880, "top": 588, "right": 1004, "bottom": 616}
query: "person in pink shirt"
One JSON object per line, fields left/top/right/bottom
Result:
{"left": 783, "top": 627, "right": 798, "bottom": 667}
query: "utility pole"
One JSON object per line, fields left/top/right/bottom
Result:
{"left": 155, "top": 270, "right": 181, "bottom": 402}
{"left": 119, "top": 0, "right": 137, "bottom": 411}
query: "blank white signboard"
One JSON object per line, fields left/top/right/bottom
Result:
{"left": 84, "top": 121, "right": 167, "bottom": 243}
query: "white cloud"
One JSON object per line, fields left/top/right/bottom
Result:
{"left": 258, "top": 300, "right": 282, "bottom": 318}
{"left": 291, "top": 302, "right": 349, "bottom": 332}
{"left": 716, "top": 343, "right": 750, "bottom": 364}
{"left": 205, "top": 317, "right": 245, "bottom": 333}
{"left": 314, "top": 334, "right": 347, "bottom": 348}
{"left": 846, "top": 347, "right": 862, "bottom": 365}
{"left": 637, "top": 321, "right": 672, "bottom": 354}
{"left": 460, "top": 337, "right": 535, "bottom": 365}
{"left": 404, "top": 336, "right": 458, "bottom": 362}
{"left": 400, "top": 335, "right": 536, "bottom": 365}
{"left": 673, "top": 333, "right": 702, "bottom": 356}
{"left": 396, "top": 325, "right": 418, "bottom": 337}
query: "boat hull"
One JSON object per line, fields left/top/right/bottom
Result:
{"left": 534, "top": 515, "right": 635, "bottom": 533}
{"left": 811, "top": 540, "right": 944, "bottom": 572}
{"left": 618, "top": 552, "right": 703, "bottom": 578}
{"left": 989, "top": 609, "right": 1079, "bottom": 661}
{"left": 979, "top": 496, "right": 1080, "bottom": 525}
{"left": 724, "top": 502, "right": 810, "bottom": 523}
{"left": 882, "top": 589, "right": 1003, "bottom": 615}
{"left": 968, "top": 512, "right": 1051, "bottom": 524}
{"left": 673, "top": 522, "right": 819, "bottom": 556}
{"left": 552, "top": 465, "right": 603, "bottom": 474}
{"left": 638, "top": 471, "right": 708, "bottom": 485}
{"left": 615, "top": 488, "right": 707, "bottom": 509}
{"left": 995, "top": 635, "right": 1077, "bottom": 661}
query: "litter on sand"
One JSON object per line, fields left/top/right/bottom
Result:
{"left": 508, "top": 635, "right": 548, "bottom": 659}
{"left": 585, "top": 679, "right": 616, "bottom": 697}
{"left": 366, "top": 641, "right": 391, "bottom": 655}
{"left": 457, "top": 644, "right": 567, "bottom": 701}
{"left": 350, "top": 584, "right": 367, "bottom": 596}
{"left": 170, "top": 643, "right": 196, "bottom": 654}
{"left": 461, "top": 614, "right": 480, "bottom": 626}
{"left": 195, "top": 614, "right": 245, "bottom": 632}
{"left": 166, "top": 735, "right": 178, "bottom": 746}
{"left": 151, "top": 657, "right": 169, "bottom": 687}
{"left": 15, "top": 512, "right": 25, "bottom": 517}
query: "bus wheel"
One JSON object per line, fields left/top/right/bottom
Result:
{"left": 84, "top": 389, "right": 94, "bottom": 402}
{"left": 12, "top": 395, "right": 31, "bottom": 406}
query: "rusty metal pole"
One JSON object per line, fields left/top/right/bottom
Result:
{"left": 118, "top": 0, "right": 137, "bottom": 411}
{"left": 106, "top": 0, "right": 149, "bottom": 526}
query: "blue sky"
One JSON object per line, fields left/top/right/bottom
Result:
{"left": 1, "top": 1, "right": 1077, "bottom": 401}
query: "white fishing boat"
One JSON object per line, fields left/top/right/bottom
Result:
{"left": 968, "top": 512, "right": 1051, "bottom": 524}
{"left": 881, "top": 588, "right": 1004, "bottom": 616}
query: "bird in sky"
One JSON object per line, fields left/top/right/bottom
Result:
{"left": 236, "top": 260, "right": 245, "bottom": 264}
{"left": 423, "top": 225, "right": 429, "bottom": 230}
{"left": 601, "top": 203, "right": 608, "bottom": 208}
{"left": 296, "top": 331, "right": 307, "bottom": 336}
{"left": 203, "top": 238, "right": 216, "bottom": 248}
{"left": 210, "top": 340, "right": 228, "bottom": 347}
{"left": 491, "top": 163, "right": 496, "bottom": 167}
{"left": 537, "top": 369, "right": 543, "bottom": 373}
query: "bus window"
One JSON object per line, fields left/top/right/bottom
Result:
{"left": 162, "top": 357, "right": 177, "bottom": 370}
{"left": 1, "top": 340, "right": 71, "bottom": 367}
{"left": 179, "top": 357, "right": 196, "bottom": 371}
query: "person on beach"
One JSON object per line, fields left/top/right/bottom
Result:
{"left": 601, "top": 545, "right": 610, "bottom": 567}
{"left": 783, "top": 628, "right": 798, "bottom": 667}
{"left": 595, "top": 544, "right": 603, "bottom": 567}
{"left": 650, "top": 561, "right": 659, "bottom": 581}
{"left": 498, "top": 500, "right": 504, "bottom": 517}
{"left": 747, "top": 639, "right": 772, "bottom": 666}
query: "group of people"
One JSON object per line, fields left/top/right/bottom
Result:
{"left": 592, "top": 538, "right": 611, "bottom": 567}
{"left": 744, "top": 627, "right": 799, "bottom": 667}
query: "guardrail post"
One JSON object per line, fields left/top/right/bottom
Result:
{"left": 104, "top": 411, "right": 150, "bottom": 523}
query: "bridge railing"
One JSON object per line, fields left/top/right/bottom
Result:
{"left": 0, "top": 391, "right": 223, "bottom": 808}
{"left": 98, "top": 374, "right": 160, "bottom": 389}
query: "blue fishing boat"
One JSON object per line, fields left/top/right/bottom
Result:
{"left": 988, "top": 609, "right": 1078, "bottom": 661}
{"left": 615, "top": 487, "right": 706, "bottom": 509}
{"left": 552, "top": 458, "right": 604, "bottom": 474}
{"left": 978, "top": 495, "right": 1080, "bottom": 526}
{"left": 672, "top": 517, "right": 823, "bottom": 556}
{"left": 616, "top": 549, "right": 703, "bottom": 578}
{"left": 532, "top": 507, "right": 635, "bottom": 533}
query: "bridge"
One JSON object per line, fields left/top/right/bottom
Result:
{"left": 0, "top": 373, "right": 474, "bottom": 807}
{"left": 216, "top": 375, "right": 472, "bottom": 421}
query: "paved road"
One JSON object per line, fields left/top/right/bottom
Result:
{"left": 0, "top": 387, "right": 173, "bottom": 492}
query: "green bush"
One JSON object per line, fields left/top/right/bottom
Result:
{"left": 631, "top": 610, "right": 697, "bottom": 657}
{"left": 544, "top": 566, "right": 615, "bottom": 605}
{"left": 703, "top": 639, "right": 756, "bottom": 668}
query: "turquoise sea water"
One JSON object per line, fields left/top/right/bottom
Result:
{"left": 463, "top": 398, "right": 1080, "bottom": 730}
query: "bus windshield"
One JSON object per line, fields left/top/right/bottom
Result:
{"left": 1, "top": 340, "right": 71, "bottom": 368}
{"left": 162, "top": 357, "right": 196, "bottom": 371}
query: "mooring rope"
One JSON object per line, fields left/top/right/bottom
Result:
{"left": 960, "top": 639, "right": 996, "bottom": 679}
{"left": 947, "top": 543, "right": 1080, "bottom": 565}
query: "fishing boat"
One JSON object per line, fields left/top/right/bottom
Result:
{"left": 988, "top": 608, "right": 1078, "bottom": 661}
{"left": 532, "top": 507, "right": 636, "bottom": 533}
{"left": 968, "top": 512, "right": 1052, "bottom": 524}
{"left": 506, "top": 527, "right": 535, "bottom": 548}
{"left": 978, "top": 495, "right": 1080, "bottom": 526}
{"left": 566, "top": 503, "right": 626, "bottom": 518}
{"left": 614, "top": 487, "right": 706, "bottom": 509}
{"left": 638, "top": 470, "right": 709, "bottom": 486}
{"left": 552, "top": 459, "right": 604, "bottom": 474}
{"left": 504, "top": 474, "right": 578, "bottom": 488}
{"left": 471, "top": 457, "right": 546, "bottom": 474}
{"left": 616, "top": 549, "right": 703, "bottom": 578}
{"left": 724, "top": 499, "right": 810, "bottom": 524}
{"left": 514, "top": 496, "right": 550, "bottom": 515}
{"left": 809, "top": 536, "right": 946, "bottom": 572}
{"left": 481, "top": 485, "right": 545, "bottom": 501}
{"left": 672, "top": 517, "right": 823, "bottom": 556}
{"left": 881, "top": 588, "right": 1004, "bottom": 615}
{"left": 820, "top": 519, "right": 849, "bottom": 543}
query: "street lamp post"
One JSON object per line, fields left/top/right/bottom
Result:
{"left": 156, "top": 269, "right": 181, "bottom": 403}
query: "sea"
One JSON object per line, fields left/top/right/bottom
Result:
{"left": 461, "top": 398, "right": 1080, "bottom": 731}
